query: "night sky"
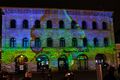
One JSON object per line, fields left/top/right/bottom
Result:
{"left": 0, "top": 0, "right": 119, "bottom": 43}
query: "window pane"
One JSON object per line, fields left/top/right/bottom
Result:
{"left": 35, "top": 20, "right": 40, "bottom": 28}
{"left": 10, "top": 19, "right": 16, "bottom": 28}
{"left": 23, "top": 20, "right": 28, "bottom": 28}
{"left": 47, "top": 20, "right": 52, "bottom": 28}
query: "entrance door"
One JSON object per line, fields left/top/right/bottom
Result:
{"left": 36, "top": 55, "right": 49, "bottom": 72}
{"left": 15, "top": 55, "right": 28, "bottom": 73}
{"left": 58, "top": 55, "right": 68, "bottom": 71}
{"left": 77, "top": 54, "right": 88, "bottom": 71}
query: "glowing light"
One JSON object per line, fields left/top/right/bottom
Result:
{"left": 20, "top": 55, "right": 23, "bottom": 58}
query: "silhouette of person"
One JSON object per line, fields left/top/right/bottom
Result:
{"left": 103, "top": 66, "right": 116, "bottom": 80}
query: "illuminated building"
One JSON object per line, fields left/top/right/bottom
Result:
{"left": 1, "top": 7, "right": 115, "bottom": 72}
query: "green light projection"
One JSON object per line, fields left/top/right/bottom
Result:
{"left": 2, "top": 8, "right": 115, "bottom": 71}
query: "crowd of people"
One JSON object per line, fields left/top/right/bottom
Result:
{"left": 0, "top": 64, "right": 120, "bottom": 80}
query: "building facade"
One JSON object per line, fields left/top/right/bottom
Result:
{"left": 115, "top": 44, "right": 120, "bottom": 67}
{"left": 1, "top": 7, "right": 115, "bottom": 72}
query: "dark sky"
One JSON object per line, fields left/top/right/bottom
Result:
{"left": 0, "top": 0, "right": 120, "bottom": 42}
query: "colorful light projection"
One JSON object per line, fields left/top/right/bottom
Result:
{"left": 2, "top": 8, "right": 115, "bottom": 70}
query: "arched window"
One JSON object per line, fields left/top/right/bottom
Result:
{"left": 10, "top": 37, "right": 16, "bottom": 48}
{"left": 92, "top": 21, "right": 97, "bottom": 30}
{"left": 23, "top": 20, "right": 28, "bottom": 28}
{"left": 102, "top": 22, "right": 107, "bottom": 30}
{"left": 22, "top": 38, "right": 29, "bottom": 48}
{"left": 60, "top": 38, "right": 65, "bottom": 47}
{"left": 72, "top": 38, "right": 77, "bottom": 47}
{"left": 35, "top": 20, "right": 40, "bottom": 28}
{"left": 71, "top": 20, "right": 77, "bottom": 29}
{"left": 47, "top": 38, "right": 53, "bottom": 47}
{"left": 59, "top": 20, "right": 64, "bottom": 29}
{"left": 104, "top": 37, "right": 109, "bottom": 47}
{"left": 83, "top": 38, "right": 88, "bottom": 47}
{"left": 93, "top": 38, "right": 99, "bottom": 47}
{"left": 10, "top": 19, "right": 16, "bottom": 28}
{"left": 47, "top": 20, "right": 52, "bottom": 28}
{"left": 82, "top": 21, "right": 87, "bottom": 29}
{"left": 35, "top": 38, "right": 41, "bottom": 48}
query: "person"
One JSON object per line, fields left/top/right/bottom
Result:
{"left": 103, "top": 65, "right": 116, "bottom": 80}
{"left": 23, "top": 71, "right": 32, "bottom": 80}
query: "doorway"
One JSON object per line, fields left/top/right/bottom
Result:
{"left": 15, "top": 55, "right": 28, "bottom": 73}
{"left": 77, "top": 54, "right": 88, "bottom": 71}
{"left": 36, "top": 55, "right": 49, "bottom": 72}
{"left": 58, "top": 55, "right": 68, "bottom": 71}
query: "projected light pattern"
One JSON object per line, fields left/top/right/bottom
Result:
{"left": 1, "top": 8, "right": 115, "bottom": 72}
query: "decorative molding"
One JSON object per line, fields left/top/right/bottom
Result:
{"left": 2, "top": 8, "right": 113, "bottom": 17}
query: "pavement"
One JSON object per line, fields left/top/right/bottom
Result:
{"left": 10, "top": 70, "right": 97, "bottom": 80}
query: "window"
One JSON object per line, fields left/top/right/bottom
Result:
{"left": 102, "top": 22, "right": 107, "bottom": 30}
{"left": 22, "top": 38, "right": 29, "bottom": 48}
{"left": 35, "top": 20, "right": 40, "bottom": 28}
{"left": 10, "top": 37, "right": 16, "bottom": 48}
{"left": 10, "top": 19, "right": 16, "bottom": 28}
{"left": 93, "top": 38, "right": 99, "bottom": 47}
{"left": 23, "top": 20, "right": 28, "bottom": 29}
{"left": 60, "top": 38, "right": 65, "bottom": 47}
{"left": 104, "top": 38, "right": 109, "bottom": 47}
{"left": 72, "top": 38, "right": 77, "bottom": 47}
{"left": 47, "top": 38, "right": 53, "bottom": 47}
{"left": 82, "top": 21, "right": 87, "bottom": 29}
{"left": 35, "top": 38, "right": 41, "bottom": 48}
{"left": 59, "top": 20, "right": 64, "bottom": 29}
{"left": 83, "top": 38, "right": 88, "bottom": 47}
{"left": 92, "top": 21, "right": 97, "bottom": 30}
{"left": 47, "top": 20, "right": 52, "bottom": 28}
{"left": 71, "top": 20, "right": 77, "bottom": 29}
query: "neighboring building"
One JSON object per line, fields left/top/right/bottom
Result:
{"left": 115, "top": 44, "right": 120, "bottom": 67}
{"left": 1, "top": 7, "right": 115, "bottom": 72}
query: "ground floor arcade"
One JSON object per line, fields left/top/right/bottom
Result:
{"left": 1, "top": 47, "right": 116, "bottom": 72}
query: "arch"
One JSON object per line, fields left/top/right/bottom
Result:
{"left": 92, "top": 21, "right": 97, "bottom": 30}
{"left": 47, "top": 20, "right": 52, "bottom": 28}
{"left": 71, "top": 20, "right": 77, "bottom": 29}
{"left": 77, "top": 54, "right": 88, "bottom": 70}
{"left": 102, "top": 21, "right": 107, "bottom": 30}
{"left": 35, "top": 37, "right": 41, "bottom": 48}
{"left": 95, "top": 54, "right": 106, "bottom": 64}
{"left": 23, "top": 19, "right": 28, "bottom": 28}
{"left": 22, "top": 37, "right": 29, "bottom": 48}
{"left": 104, "top": 37, "right": 109, "bottom": 47}
{"left": 72, "top": 38, "right": 78, "bottom": 47}
{"left": 15, "top": 55, "right": 28, "bottom": 73}
{"left": 82, "top": 21, "right": 87, "bottom": 29}
{"left": 47, "top": 37, "right": 53, "bottom": 47}
{"left": 93, "top": 38, "right": 99, "bottom": 47}
{"left": 58, "top": 55, "right": 68, "bottom": 71}
{"left": 10, "top": 19, "right": 16, "bottom": 28}
{"left": 83, "top": 37, "right": 88, "bottom": 47}
{"left": 36, "top": 55, "right": 49, "bottom": 71}
{"left": 15, "top": 55, "right": 28, "bottom": 62}
{"left": 34, "top": 20, "right": 40, "bottom": 28}
{"left": 59, "top": 20, "right": 64, "bottom": 28}
{"left": 60, "top": 38, "right": 65, "bottom": 47}
{"left": 10, "top": 37, "right": 16, "bottom": 48}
